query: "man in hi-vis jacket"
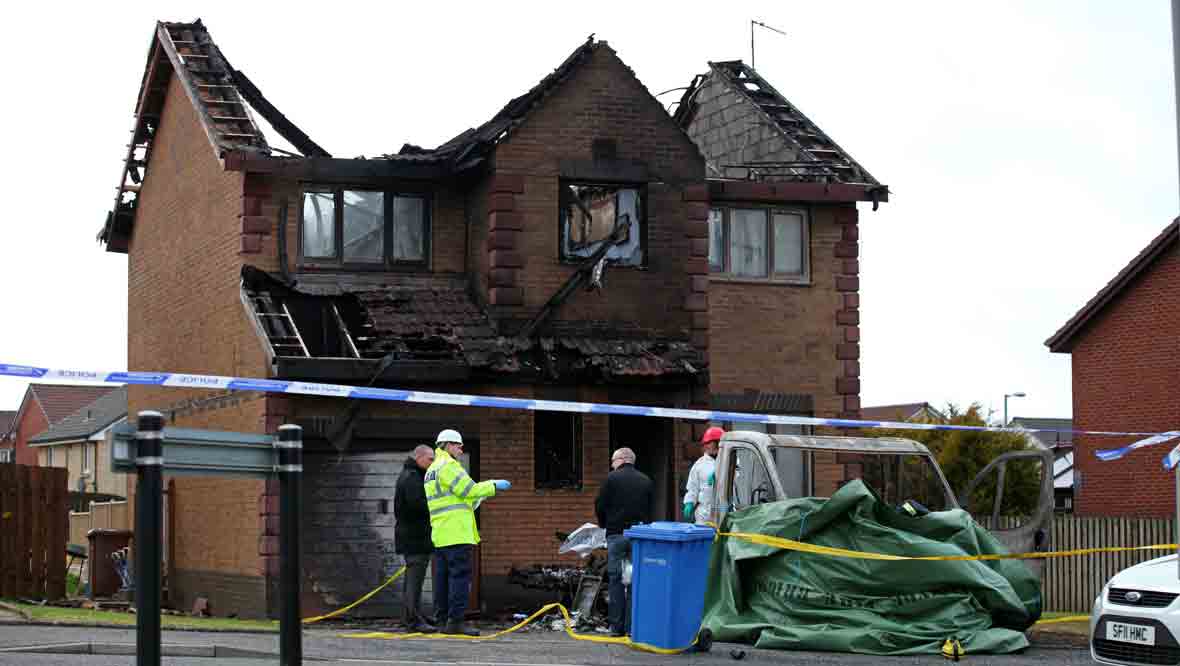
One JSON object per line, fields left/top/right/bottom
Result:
{"left": 425, "top": 428, "right": 511, "bottom": 636}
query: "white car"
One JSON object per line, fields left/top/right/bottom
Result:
{"left": 1091, "top": 554, "right": 1180, "bottom": 665}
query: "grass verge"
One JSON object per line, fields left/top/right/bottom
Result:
{"left": 1, "top": 600, "right": 276, "bottom": 632}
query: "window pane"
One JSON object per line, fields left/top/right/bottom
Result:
{"left": 561, "top": 184, "right": 643, "bottom": 266}
{"left": 708, "top": 208, "right": 724, "bottom": 272}
{"left": 393, "top": 196, "right": 426, "bottom": 261}
{"left": 342, "top": 191, "right": 384, "bottom": 263}
{"left": 729, "top": 209, "right": 768, "bottom": 277}
{"left": 773, "top": 212, "right": 805, "bottom": 276}
{"left": 301, "top": 191, "right": 336, "bottom": 258}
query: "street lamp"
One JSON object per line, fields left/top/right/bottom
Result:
{"left": 1003, "top": 392, "right": 1026, "bottom": 428}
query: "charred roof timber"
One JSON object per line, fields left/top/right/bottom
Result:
{"left": 99, "top": 28, "right": 620, "bottom": 252}
{"left": 238, "top": 266, "right": 705, "bottom": 385}
{"left": 673, "top": 60, "right": 888, "bottom": 206}
{"left": 100, "top": 20, "right": 331, "bottom": 252}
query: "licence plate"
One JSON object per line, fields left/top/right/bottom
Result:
{"left": 1106, "top": 621, "right": 1155, "bottom": 645}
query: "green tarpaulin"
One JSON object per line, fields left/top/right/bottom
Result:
{"left": 702, "top": 480, "right": 1041, "bottom": 655}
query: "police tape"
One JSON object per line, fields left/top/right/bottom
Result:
{"left": 1, "top": 362, "right": 1174, "bottom": 454}
{"left": 716, "top": 529, "right": 1179, "bottom": 562}
{"left": 1034, "top": 615, "right": 1090, "bottom": 625}
{"left": 340, "top": 601, "right": 696, "bottom": 655}
{"left": 315, "top": 531, "right": 1138, "bottom": 643}
{"left": 301, "top": 570, "right": 695, "bottom": 653}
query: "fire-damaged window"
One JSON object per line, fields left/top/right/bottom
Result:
{"left": 534, "top": 412, "right": 583, "bottom": 490}
{"left": 559, "top": 182, "right": 644, "bottom": 266}
{"left": 709, "top": 207, "right": 809, "bottom": 282}
{"left": 300, "top": 187, "right": 428, "bottom": 268}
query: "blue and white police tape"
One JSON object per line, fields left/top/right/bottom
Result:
{"left": 1097, "top": 430, "right": 1180, "bottom": 468}
{"left": 2, "top": 362, "right": 1177, "bottom": 459}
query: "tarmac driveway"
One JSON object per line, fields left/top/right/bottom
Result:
{"left": 0, "top": 623, "right": 1095, "bottom": 665}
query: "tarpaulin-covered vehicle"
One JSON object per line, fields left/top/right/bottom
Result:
{"left": 703, "top": 431, "right": 1054, "bottom": 655}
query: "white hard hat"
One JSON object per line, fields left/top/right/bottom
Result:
{"left": 436, "top": 429, "right": 463, "bottom": 446}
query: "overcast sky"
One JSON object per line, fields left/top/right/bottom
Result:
{"left": 0, "top": 1, "right": 1174, "bottom": 426}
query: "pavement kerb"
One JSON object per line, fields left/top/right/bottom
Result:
{"left": 0, "top": 618, "right": 277, "bottom": 634}
{"left": 0, "top": 602, "right": 29, "bottom": 621}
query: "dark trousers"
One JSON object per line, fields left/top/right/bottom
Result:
{"left": 401, "top": 553, "right": 431, "bottom": 626}
{"left": 606, "top": 534, "right": 631, "bottom": 634}
{"left": 432, "top": 544, "right": 472, "bottom": 624}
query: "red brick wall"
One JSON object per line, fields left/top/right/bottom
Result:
{"left": 10, "top": 396, "right": 48, "bottom": 466}
{"left": 123, "top": 74, "right": 270, "bottom": 612}
{"left": 486, "top": 43, "right": 705, "bottom": 337}
{"left": 707, "top": 203, "right": 859, "bottom": 418}
{"left": 1072, "top": 242, "right": 1180, "bottom": 517}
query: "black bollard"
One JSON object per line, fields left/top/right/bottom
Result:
{"left": 276, "top": 424, "right": 303, "bottom": 665}
{"left": 134, "top": 411, "right": 164, "bottom": 666}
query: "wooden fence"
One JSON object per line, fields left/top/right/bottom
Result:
{"left": 1044, "top": 514, "right": 1178, "bottom": 612}
{"left": 0, "top": 464, "right": 68, "bottom": 600}
{"left": 69, "top": 500, "right": 129, "bottom": 548}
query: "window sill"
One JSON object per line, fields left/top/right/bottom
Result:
{"left": 297, "top": 262, "right": 430, "bottom": 273}
{"left": 534, "top": 485, "right": 585, "bottom": 494}
{"left": 559, "top": 258, "right": 647, "bottom": 270}
{"left": 709, "top": 275, "right": 812, "bottom": 287}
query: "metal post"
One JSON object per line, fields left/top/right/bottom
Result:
{"left": 1175, "top": 466, "right": 1179, "bottom": 581}
{"left": 750, "top": 19, "right": 759, "bottom": 69}
{"left": 276, "top": 424, "right": 303, "bottom": 666}
{"left": 134, "top": 411, "right": 164, "bottom": 666}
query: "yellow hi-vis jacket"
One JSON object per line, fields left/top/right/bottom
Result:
{"left": 424, "top": 447, "right": 496, "bottom": 548}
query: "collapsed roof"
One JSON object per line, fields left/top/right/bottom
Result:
{"left": 99, "top": 21, "right": 615, "bottom": 252}
{"left": 240, "top": 267, "right": 704, "bottom": 385}
{"left": 674, "top": 60, "right": 886, "bottom": 198}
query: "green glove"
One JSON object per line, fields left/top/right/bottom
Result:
{"left": 683, "top": 502, "right": 696, "bottom": 522}
{"left": 707, "top": 471, "right": 715, "bottom": 486}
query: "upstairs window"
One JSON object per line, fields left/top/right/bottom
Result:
{"left": 559, "top": 182, "right": 644, "bottom": 266}
{"left": 301, "top": 188, "right": 428, "bottom": 268}
{"left": 709, "top": 207, "right": 809, "bottom": 282}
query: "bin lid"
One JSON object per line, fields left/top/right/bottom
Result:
{"left": 86, "top": 529, "right": 133, "bottom": 538}
{"left": 624, "top": 522, "right": 715, "bottom": 542}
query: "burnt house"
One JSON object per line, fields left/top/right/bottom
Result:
{"left": 100, "top": 20, "right": 884, "bottom": 618}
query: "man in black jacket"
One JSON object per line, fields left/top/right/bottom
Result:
{"left": 394, "top": 444, "right": 436, "bottom": 632}
{"left": 594, "top": 447, "right": 653, "bottom": 637}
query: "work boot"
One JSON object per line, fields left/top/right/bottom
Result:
{"left": 444, "top": 619, "right": 480, "bottom": 636}
{"left": 409, "top": 619, "right": 437, "bottom": 634}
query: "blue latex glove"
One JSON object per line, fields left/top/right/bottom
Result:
{"left": 683, "top": 502, "right": 696, "bottom": 522}
{"left": 493, "top": 480, "right": 511, "bottom": 491}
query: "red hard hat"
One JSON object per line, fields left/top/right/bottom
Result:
{"left": 701, "top": 426, "right": 725, "bottom": 445}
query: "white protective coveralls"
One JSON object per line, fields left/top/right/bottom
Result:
{"left": 683, "top": 454, "right": 717, "bottom": 525}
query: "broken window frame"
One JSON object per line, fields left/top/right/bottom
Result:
{"left": 558, "top": 181, "right": 647, "bottom": 267}
{"left": 534, "top": 412, "right": 584, "bottom": 491}
{"left": 708, "top": 206, "right": 811, "bottom": 283}
{"left": 298, "top": 185, "right": 431, "bottom": 271}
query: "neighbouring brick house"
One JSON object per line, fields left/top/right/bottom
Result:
{"left": 0, "top": 410, "right": 15, "bottom": 463}
{"left": 30, "top": 387, "right": 129, "bottom": 498}
{"left": 98, "top": 20, "right": 886, "bottom": 619}
{"left": 5, "top": 384, "right": 119, "bottom": 467}
{"left": 1046, "top": 219, "right": 1179, "bottom": 517}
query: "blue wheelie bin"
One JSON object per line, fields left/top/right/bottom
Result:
{"left": 623, "top": 521, "right": 715, "bottom": 649}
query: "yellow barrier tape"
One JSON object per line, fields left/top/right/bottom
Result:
{"left": 341, "top": 601, "right": 695, "bottom": 655}
{"left": 301, "top": 566, "right": 406, "bottom": 625}
{"left": 719, "top": 530, "right": 1179, "bottom": 562}
{"left": 1034, "top": 615, "right": 1091, "bottom": 625}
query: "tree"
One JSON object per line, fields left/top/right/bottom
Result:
{"left": 874, "top": 403, "right": 1042, "bottom": 518}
